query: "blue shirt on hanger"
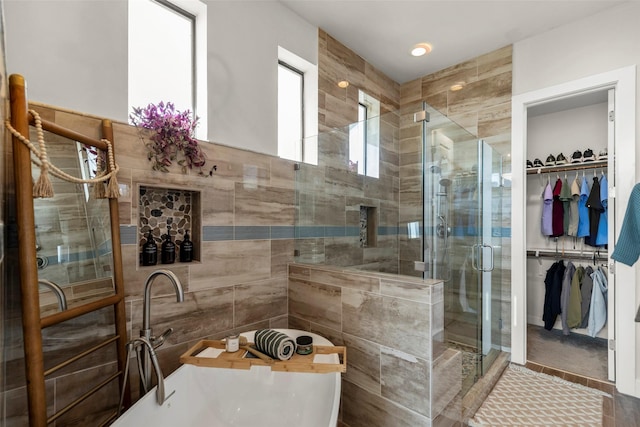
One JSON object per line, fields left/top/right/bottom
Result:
{"left": 577, "top": 176, "right": 590, "bottom": 237}
{"left": 596, "top": 174, "right": 608, "bottom": 246}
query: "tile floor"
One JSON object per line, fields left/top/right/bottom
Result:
{"left": 337, "top": 323, "right": 640, "bottom": 426}
{"left": 525, "top": 361, "right": 640, "bottom": 427}
{"left": 526, "top": 322, "right": 640, "bottom": 426}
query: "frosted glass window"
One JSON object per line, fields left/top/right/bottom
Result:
{"left": 278, "top": 62, "right": 304, "bottom": 162}
{"left": 129, "top": 0, "right": 194, "bottom": 115}
{"left": 349, "top": 92, "right": 380, "bottom": 178}
{"left": 349, "top": 103, "right": 367, "bottom": 175}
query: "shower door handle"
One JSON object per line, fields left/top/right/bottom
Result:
{"left": 482, "top": 244, "right": 494, "bottom": 272}
{"left": 471, "top": 244, "right": 480, "bottom": 271}
{"left": 471, "top": 243, "right": 494, "bottom": 272}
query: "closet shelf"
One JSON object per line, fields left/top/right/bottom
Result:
{"left": 526, "top": 248, "right": 608, "bottom": 262}
{"left": 526, "top": 159, "right": 608, "bottom": 175}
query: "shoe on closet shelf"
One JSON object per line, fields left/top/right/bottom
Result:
{"left": 570, "top": 150, "right": 583, "bottom": 163}
{"left": 598, "top": 148, "right": 608, "bottom": 161}
{"left": 544, "top": 154, "right": 556, "bottom": 166}
{"left": 526, "top": 160, "right": 534, "bottom": 168}
{"left": 555, "top": 153, "right": 567, "bottom": 165}
{"left": 583, "top": 148, "right": 596, "bottom": 162}
{"left": 533, "top": 158, "right": 544, "bottom": 168}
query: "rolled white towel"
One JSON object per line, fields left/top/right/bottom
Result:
{"left": 254, "top": 329, "right": 296, "bottom": 360}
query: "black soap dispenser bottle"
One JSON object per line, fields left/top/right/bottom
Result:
{"left": 179, "top": 231, "right": 193, "bottom": 262}
{"left": 142, "top": 232, "right": 158, "bottom": 266}
{"left": 161, "top": 225, "right": 176, "bottom": 264}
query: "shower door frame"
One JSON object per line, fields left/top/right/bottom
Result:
{"left": 420, "top": 103, "right": 503, "bottom": 383}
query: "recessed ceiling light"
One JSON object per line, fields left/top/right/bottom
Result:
{"left": 411, "top": 43, "right": 432, "bottom": 57}
{"left": 450, "top": 81, "right": 466, "bottom": 91}
{"left": 337, "top": 80, "right": 349, "bottom": 88}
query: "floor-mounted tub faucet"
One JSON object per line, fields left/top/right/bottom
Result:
{"left": 140, "top": 269, "right": 184, "bottom": 394}
{"left": 118, "top": 337, "right": 166, "bottom": 415}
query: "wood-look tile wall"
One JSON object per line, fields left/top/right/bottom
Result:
{"left": 116, "top": 114, "right": 296, "bottom": 399}
{"left": 3, "top": 32, "right": 514, "bottom": 426}
{"left": 2, "top": 104, "right": 295, "bottom": 425}
{"left": 399, "top": 45, "right": 513, "bottom": 349}
{"left": 288, "top": 264, "right": 460, "bottom": 426}
{"left": 296, "top": 30, "right": 401, "bottom": 272}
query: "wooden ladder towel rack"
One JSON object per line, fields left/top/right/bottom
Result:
{"left": 9, "top": 74, "right": 130, "bottom": 426}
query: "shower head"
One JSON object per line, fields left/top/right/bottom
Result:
{"left": 439, "top": 178, "right": 452, "bottom": 188}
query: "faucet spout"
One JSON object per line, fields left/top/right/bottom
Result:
{"left": 38, "top": 279, "right": 68, "bottom": 311}
{"left": 140, "top": 269, "right": 184, "bottom": 393}
{"left": 142, "top": 269, "right": 184, "bottom": 332}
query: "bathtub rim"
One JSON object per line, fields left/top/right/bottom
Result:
{"left": 114, "top": 328, "right": 342, "bottom": 426}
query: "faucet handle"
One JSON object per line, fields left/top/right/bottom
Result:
{"left": 151, "top": 328, "right": 174, "bottom": 349}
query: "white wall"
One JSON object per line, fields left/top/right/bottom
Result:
{"left": 4, "top": 0, "right": 129, "bottom": 121}
{"left": 513, "top": 2, "right": 640, "bottom": 396}
{"left": 3, "top": 0, "right": 318, "bottom": 157}
{"left": 206, "top": 0, "right": 317, "bottom": 155}
{"left": 513, "top": 1, "right": 640, "bottom": 168}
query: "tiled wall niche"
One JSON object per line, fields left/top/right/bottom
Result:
{"left": 138, "top": 185, "right": 201, "bottom": 264}
{"left": 359, "top": 205, "right": 377, "bottom": 248}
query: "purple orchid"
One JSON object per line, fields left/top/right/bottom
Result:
{"left": 130, "top": 102, "right": 214, "bottom": 175}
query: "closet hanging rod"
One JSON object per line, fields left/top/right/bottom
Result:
{"left": 526, "top": 160, "right": 608, "bottom": 175}
{"left": 526, "top": 249, "right": 608, "bottom": 262}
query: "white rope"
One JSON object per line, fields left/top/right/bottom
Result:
{"left": 6, "top": 111, "right": 119, "bottom": 184}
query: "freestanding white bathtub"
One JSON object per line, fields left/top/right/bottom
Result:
{"left": 112, "top": 329, "right": 341, "bottom": 427}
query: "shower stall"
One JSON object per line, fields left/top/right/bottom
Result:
{"left": 294, "top": 102, "right": 506, "bottom": 395}
{"left": 419, "top": 103, "right": 505, "bottom": 392}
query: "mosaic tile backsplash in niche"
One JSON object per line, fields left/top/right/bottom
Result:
{"left": 139, "top": 186, "right": 195, "bottom": 258}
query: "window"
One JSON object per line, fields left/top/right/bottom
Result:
{"left": 277, "top": 46, "right": 318, "bottom": 164}
{"left": 349, "top": 91, "right": 380, "bottom": 178}
{"left": 129, "top": 0, "right": 207, "bottom": 139}
{"left": 349, "top": 103, "right": 367, "bottom": 174}
{"left": 278, "top": 61, "right": 304, "bottom": 162}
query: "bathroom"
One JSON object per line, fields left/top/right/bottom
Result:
{"left": 2, "top": 1, "right": 640, "bottom": 426}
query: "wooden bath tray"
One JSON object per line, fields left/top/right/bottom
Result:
{"left": 180, "top": 339, "right": 347, "bottom": 373}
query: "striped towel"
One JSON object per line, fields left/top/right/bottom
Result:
{"left": 254, "top": 329, "right": 296, "bottom": 360}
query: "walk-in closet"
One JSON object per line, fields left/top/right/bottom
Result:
{"left": 525, "top": 90, "right": 612, "bottom": 382}
{"left": 512, "top": 66, "right": 638, "bottom": 398}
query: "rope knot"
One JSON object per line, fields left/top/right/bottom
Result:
{"left": 6, "top": 110, "right": 121, "bottom": 199}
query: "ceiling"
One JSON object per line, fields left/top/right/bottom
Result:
{"left": 279, "top": 0, "right": 627, "bottom": 84}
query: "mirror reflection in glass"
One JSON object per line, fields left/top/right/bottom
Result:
{"left": 31, "top": 129, "right": 115, "bottom": 317}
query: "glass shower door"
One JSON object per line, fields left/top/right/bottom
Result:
{"left": 422, "top": 104, "right": 503, "bottom": 392}
{"left": 476, "top": 139, "right": 503, "bottom": 377}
